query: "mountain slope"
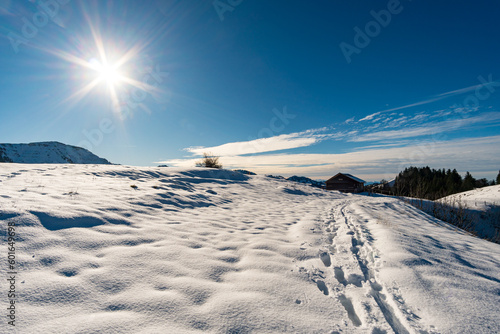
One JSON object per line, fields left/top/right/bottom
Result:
{"left": 0, "top": 142, "right": 111, "bottom": 164}
{"left": 0, "top": 165, "right": 499, "bottom": 333}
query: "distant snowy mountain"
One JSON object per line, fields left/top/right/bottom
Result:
{"left": 265, "top": 174, "right": 325, "bottom": 189}
{"left": 286, "top": 175, "right": 325, "bottom": 189}
{"left": 0, "top": 142, "right": 111, "bottom": 164}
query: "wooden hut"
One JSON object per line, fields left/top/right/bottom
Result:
{"left": 326, "top": 173, "right": 365, "bottom": 193}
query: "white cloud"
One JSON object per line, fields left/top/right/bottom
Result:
{"left": 379, "top": 79, "right": 499, "bottom": 114}
{"left": 350, "top": 112, "right": 500, "bottom": 142}
{"left": 158, "top": 106, "right": 500, "bottom": 181}
{"left": 185, "top": 127, "right": 343, "bottom": 157}
{"left": 159, "top": 135, "right": 500, "bottom": 181}
{"left": 345, "top": 117, "right": 355, "bottom": 124}
{"left": 186, "top": 133, "right": 317, "bottom": 156}
{"left": 176, "top": 110, "right": 499, "bottom": 161}
{"left": 358, "top": 112, "right": 381, "bottom": 122}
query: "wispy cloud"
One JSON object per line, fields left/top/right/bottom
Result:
{"left": 159, "top": 135, "right": 500, "bottom": 181}
{"left": 344, "top": 117, "right": 355, "bottom": 124}
{"left": 349, "top": 112, "right": 500, "bottom": 142}
{"left": 381, "top": 97, "right": 449, "bottom": 113}
{"left": 184, "top": 109, "right": 499, "bottom": 159}
{"left": 159, "top": 101, "right": 500, "bottom": 181}
{"left": 358, "top": 112, "right": 381, "bottom": 122}
{"left": 380, "top": 79, "right": 499, "bottom": 113}
{"left": 186, "top": 127, "right": 340, "bottom": 156}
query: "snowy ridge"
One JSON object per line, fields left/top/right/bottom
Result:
{"left": 0, "top": 142, "right": 111, "bottom": 164}
{"left": 0, "top": 165, "right": 499, "bottom": 333}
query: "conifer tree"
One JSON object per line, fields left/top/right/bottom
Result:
{"left": 462, "top": 172, "right": 475, "bottom": 191}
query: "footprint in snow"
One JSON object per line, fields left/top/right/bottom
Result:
{"left": 338, "top": 294, "right": 362, "bottom": 327}
{"left": 316, "top": 280, "right": 329, "bottom": 296}
{"left": 319, "top": 252, "right": 332, "bottom": 267}
{"left": 334, "top": 267, "right": 347, "bottom": 285}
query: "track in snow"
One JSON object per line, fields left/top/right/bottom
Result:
{"left": 300, "top": 199, "right": 434, "bottom": 334}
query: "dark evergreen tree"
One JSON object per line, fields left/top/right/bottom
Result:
{"left": 462, "top": 172, "right": 475, "bottom": 192}
{"left": 475, "top": 178, "right": 489, "bottom": 188}
{"left": 497, "top": 170, "right": 500, "bottom": 185}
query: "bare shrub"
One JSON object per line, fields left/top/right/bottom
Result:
{"left": 195, "top": 152, "right": 222, "bottom": 169}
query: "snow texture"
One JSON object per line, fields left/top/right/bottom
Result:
{"left": 0, "top": 164, "right": 499, "bottom": 333}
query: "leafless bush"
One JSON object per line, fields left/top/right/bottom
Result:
{"left": 195, "top": 152, "right": 222, "bottom": 169}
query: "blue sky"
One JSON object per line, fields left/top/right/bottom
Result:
{"left": 1, "top": 0, "right": 499, "bottom": 181}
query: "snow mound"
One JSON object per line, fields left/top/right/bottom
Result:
{"left": 0, "top": 142, "right": 111, "bottom": 164}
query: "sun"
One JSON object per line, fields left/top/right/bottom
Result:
{"left": 89, "top": 58, "right": 124, "bottom": 88}
{"left": 50, "top": 27, "right": 155, "bottom": 114}
{"left": 97, "top": 65, "right": 121, "bottom": 85}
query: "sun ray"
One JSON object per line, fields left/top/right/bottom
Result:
{"left": 56, "top": 77, "right": 102, "bottom": 108}
{"left": 29, "top": 2, "right": 169, "bottom": 120}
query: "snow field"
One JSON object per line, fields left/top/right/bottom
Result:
{"left": 0, "top": 164, "right": 499, "bottom": 333}
{"left": 0, "top": 165, "right": 350, "bottom": 333}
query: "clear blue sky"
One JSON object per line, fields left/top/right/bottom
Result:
{"left": 1, "top": 0, "right": 499, "bottom": 181}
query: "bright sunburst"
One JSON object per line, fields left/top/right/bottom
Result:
{"left": 44, "top": 10, "right": 163, "bottom": 118}
{"left": 89, "top": 58, "right": 125, "bottom": 88}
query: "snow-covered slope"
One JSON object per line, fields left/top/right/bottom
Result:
{"left": 439, "top": 185, "right": 500, "bottom": 241}
{"left": 0, "top": 142, "right": 111, "bottom": 164}
{"left": 441, "top": 184, "right": 500, "bottom": 211}
{"left": 1, "top": 165, "right": 499, "bottom": 333}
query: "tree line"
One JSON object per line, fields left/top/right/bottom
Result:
{"left": 391, "top": 166, "right": 500, "bottom": 200}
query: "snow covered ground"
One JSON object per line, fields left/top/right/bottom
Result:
{"left": 441, "top": 184, "right": 500, "bottom": 211}
{"left": 1, "top": 164, "right": 499, "bottom": 333}
{"left": 440, "top": 185, "right": 500, "bottom": 241}
{"left": 404, "top": 185, "right": 500, "bottom": 242}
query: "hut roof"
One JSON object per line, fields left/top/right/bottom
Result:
{"left": 327, "top": 173, "right": 365, "bottom": 184}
